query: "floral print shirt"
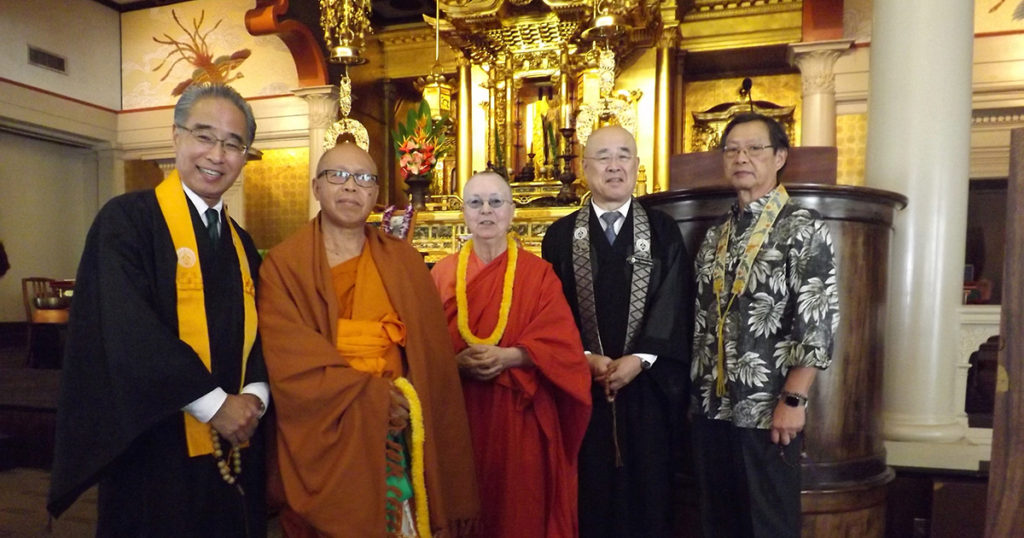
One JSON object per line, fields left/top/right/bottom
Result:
{"left": 691, "top": 187, "right": 839, "bottom": 429}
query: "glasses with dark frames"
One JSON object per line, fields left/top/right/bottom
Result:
{"left": 175, "top": 124, "right": 248, "bottom": 156}
{"left": 316, "top": 169, "right": 379, "bottom": 187}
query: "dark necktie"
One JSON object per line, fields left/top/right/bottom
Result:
{"left": 600, "top": 211, "right": 622, "bottom": 245}
{"left": 205, "top": 208, "right": 220, "bottom": 248}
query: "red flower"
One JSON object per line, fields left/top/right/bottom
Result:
{"left": 398, "top": 138, "right": 420, "bottom": 154}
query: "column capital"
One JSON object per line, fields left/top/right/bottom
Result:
{"left": 658, "top": 26, "right": 679, "bottom": 49}
{"left": 292, "top": 85, "right": 340, "bottom": 129}
{"left": 787, "top": 39, "right": 854, "bottom": 96}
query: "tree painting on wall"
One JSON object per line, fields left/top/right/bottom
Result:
{"left": 152, "top": 9, "right": 251, "bottom": 96}
{"left": 988, "top": 0, "right": 1024, "bottom": 19}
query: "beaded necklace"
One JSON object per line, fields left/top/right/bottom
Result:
{"left": 210, "top": 430, "right": 243, "bottom": 487}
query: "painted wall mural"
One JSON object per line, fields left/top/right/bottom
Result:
{"left": 152, "top": 10, "right": 251, "bottom": 96}
{"left": 978, "top": 0, "right": 1024, "bottom": 32}
{"left": 122, "top": 0, "right": 299, "bottom": 109}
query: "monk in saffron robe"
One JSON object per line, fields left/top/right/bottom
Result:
{"left": 431, "top": 172, "right": 592, "bottom": 538}
{"left": 258, "top": 142, "right": 478, "bottom": 537}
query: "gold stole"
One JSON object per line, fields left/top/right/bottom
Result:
{"left": 155, "top": 171, "right": 258, "bottom": 457}
{"left": 712, "top": 185, "right": 789, "bottom": 397}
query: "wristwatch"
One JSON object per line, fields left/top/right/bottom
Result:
{"left": 779, "top": 391, "right": 809, "bottom": 408}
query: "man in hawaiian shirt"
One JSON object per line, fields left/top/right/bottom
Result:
{"left": 690, "top": 112, "right": 839, "bottom": 538}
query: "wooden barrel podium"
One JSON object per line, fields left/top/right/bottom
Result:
{"left": 645, "top": 184, "right": 907, "bottom": 537}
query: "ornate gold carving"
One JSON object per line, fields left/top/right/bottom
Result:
{"left": 320, "top": 0, "right": 373, "bottom": 64}
{"left": 368, "top": 205, "right": 575, "bottom": 263}
{"left": 510, "top": 181, "right": 565, "bottom": 205}
{"left": 338, "top": 74, "right": 352, "bottom": 117}
{"left": 690, "top": 100, "right": 795, "bottom": 152}
{"left": 684, "top": 74, "right": 802, "bottom": 152}
{"left": 576, "top": 89, "right": 642, "bottom": 147}
{"left": 658, "top": 27, "right": 679, "bottom": 49}
{"left": 324, "top": 120, "right": 369, "bottom": 151}
{"left": 687, "top": 0, "right": 800, "bottom": 17}
{"left": 324, "top": 75, "right": 370, "bottom": 151}
{"left": 679, "top": 0, "right": 801, "bottom": 51}
{"left": 574, "top": 48, "right": 642, "bottom": 147}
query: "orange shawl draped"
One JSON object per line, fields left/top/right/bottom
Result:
{"left": 432, "top": 247, "right": 592, "bottom": 538}
{"left": 259, "top": 218, "right": 479, "bottom": 537}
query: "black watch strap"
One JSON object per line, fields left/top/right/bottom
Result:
{"left": 779, "top": 391, "right": 809, "bottom": 408}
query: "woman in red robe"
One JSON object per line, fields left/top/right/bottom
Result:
{"left": 432, "top": 172, "right": 592, "bottom": 538}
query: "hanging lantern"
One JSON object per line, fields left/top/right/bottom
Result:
{"left": 415, "top": 2, "right": 454, "bottom": 120}
{"left": 419, "top": 68, "right": 453, "bottom": 120}
{"left": 320, "top": 0, "right": 372, "bottom": 65}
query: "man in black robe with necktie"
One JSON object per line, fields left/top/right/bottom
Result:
{"left": 542, "top": 125, "right": 693, "bottom": 537}
{"left": 48, "top": 84, "right": 268, "bottom": 537}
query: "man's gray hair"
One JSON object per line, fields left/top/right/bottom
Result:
{"left": 173, "top": 84, "right": 257, "bottom": 144}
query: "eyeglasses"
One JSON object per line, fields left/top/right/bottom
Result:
{"left": 316, "top": 169, "right": 379, "bottom": 187}
{"left": 722, "top": 144, "right": 774, "bottom": 158}
{"left": 175, "top": 124, "right": 248, "bottom": 156}
{"left": 465, "top": 198, "right": 511, "bottom": 210}
{"left": 583, "top": 154, "right": 635, "bottom": 167}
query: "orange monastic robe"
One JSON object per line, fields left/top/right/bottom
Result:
{"left": 259, "top": 218, "right": 479, "bottom": 538}
{"left": 432, "top": 246, "right": 592, "bottom": 538}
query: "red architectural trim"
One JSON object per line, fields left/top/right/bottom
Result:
{"left": 245, "top": 0, "right": 329, "bottom": 88}
{"left": 975, "top": 29, "right": 1024, "bottom": 39}
{"left": 120, "top": 93, "right": 293, "bottom": 114}
{"left": 0, "top": 77, "right": 118, "bottom": 114}
{"left": 802, "top": 0, "right": 844, "bottom": 42}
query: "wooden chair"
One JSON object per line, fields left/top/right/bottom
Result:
{"left": 22, "top": 277, "right": 67, "bottom": 366}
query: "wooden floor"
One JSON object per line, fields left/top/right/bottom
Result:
{"left": 0, "top": 340, "right": 284, "bottom": 537}
{"left": 0, "top": 342, "right": 97, "bottom": 536}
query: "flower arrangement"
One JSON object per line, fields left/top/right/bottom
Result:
{"left": 392, "top": 101, "right": 450, "bottom": 179}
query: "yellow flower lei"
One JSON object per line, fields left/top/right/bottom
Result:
{"left": 394, "top": 377, "right": 431, "bottom": 538}
{"left": 456, "top": 233, "right": 517, "bottom": 346}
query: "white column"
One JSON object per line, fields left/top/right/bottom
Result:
{"left": 787, "top": 39, "right": 853, "bottom": 146}
{"left": 94, "top": 145, "right": 124, "bottom": 203}
{"left": 866, "top": 1, "right": 974, "bottom": 443}
{"left": 293, "top": 85, "right": 339, "bottom": 218}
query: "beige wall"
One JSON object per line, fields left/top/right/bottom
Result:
{"left": 0, "top": 0, "right": 121, "bottom": 110}
{"left": 0, "top": 132, "right": 99, "bottom": 322}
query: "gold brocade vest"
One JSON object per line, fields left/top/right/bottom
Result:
{"left": 154, "top": 172, "right": 258, "bottom": 457}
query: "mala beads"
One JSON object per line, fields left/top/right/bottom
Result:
{"left": 210, "top": 429, "right": 242, "bottom": 486}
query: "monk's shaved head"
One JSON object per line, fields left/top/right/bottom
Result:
{"left": 317, "top": 142, "right": 377, "bottom": 177}
{"left": 463, "top": 172, "right": 512, "bottom": 201}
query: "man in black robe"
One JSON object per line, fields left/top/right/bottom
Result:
{"left": 542, "top": 125, "right": 693, "bottom": 538}
{"left": 48, "top": 84, "right": 268, "bottom": 537}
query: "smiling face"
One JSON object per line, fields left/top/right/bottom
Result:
{"left": 722, "top": 120, "right": 788, "bottom": 205}
{"left": 172, "top": 97, "right": 249, "bottom": 207}
{"left": 582, "top": 126, "right": 639, "bottom": 210}
{"left": 462, "top": 172, "right": 514, "bottom": 243}
{"left": 313, "top": 142, "right": 379, "bottom": 231}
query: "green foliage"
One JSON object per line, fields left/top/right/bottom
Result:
{"left": 391, "top": 100, "right": 450, "bottom": 158}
